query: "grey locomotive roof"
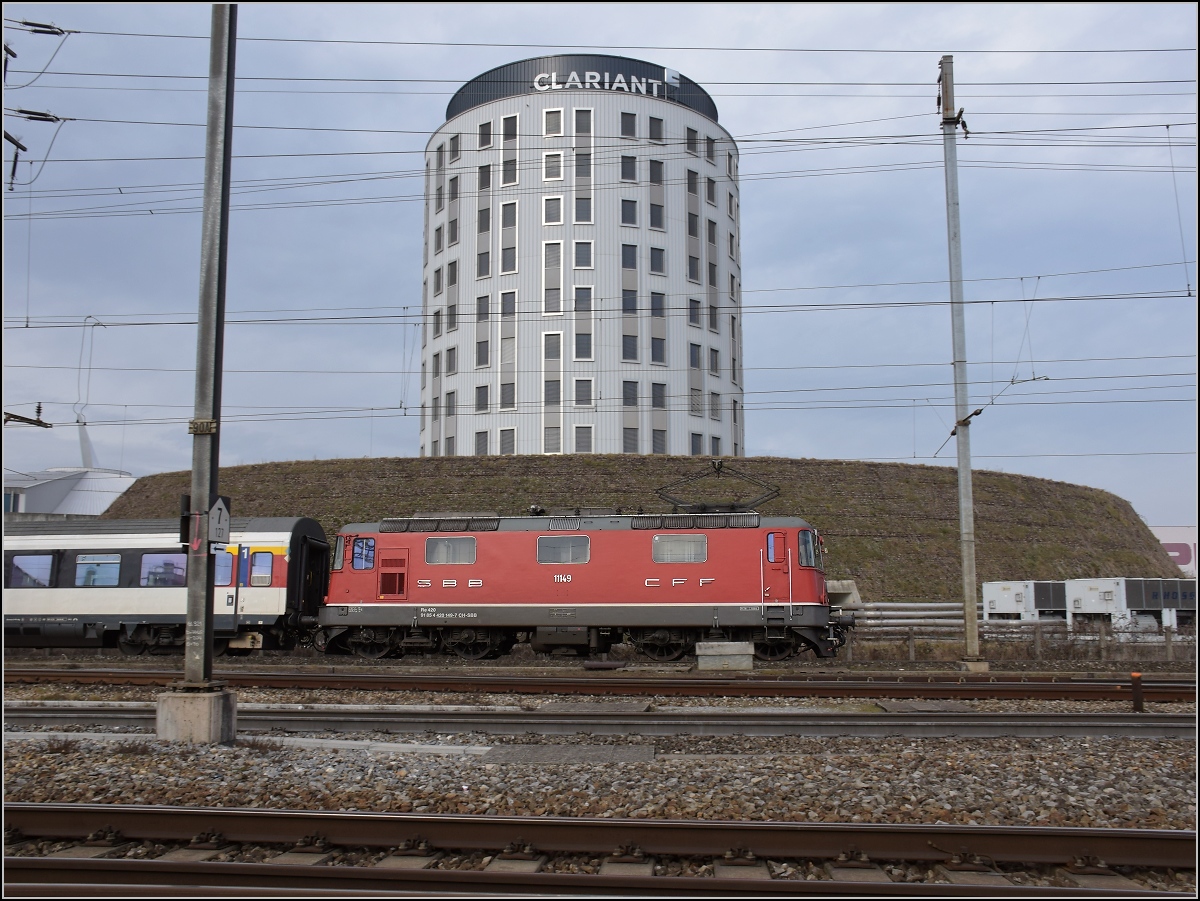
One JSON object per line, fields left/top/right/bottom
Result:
{"left": 4, "top": 517, "right": 322, "bottom": 538}
{"left": 445, "top": 54, "right": 719, "bottom": 122}
{"left": 340, "top": 512, "right": 814, "bottom": 535}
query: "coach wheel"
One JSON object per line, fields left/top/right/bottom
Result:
{"left": 754, "top": 638, "right": 796, "bottom": 661}
{"left": 118, "top": 638, "right": 147, "bottom": 656}
{"left": 212, "top": 638, "right": 229, "bottom": 657}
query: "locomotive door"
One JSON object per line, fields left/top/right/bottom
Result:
{"left": 761, "top": 531, "right": 792, "bottom": 603}
{"left": 378, "top": 549, "right": 409, "bottom": 601}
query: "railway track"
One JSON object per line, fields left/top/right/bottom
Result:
{"left": 5, "top": 667, "right": 1194, "bottom": 702}
{"left": 5, "top": 700, "right": 1194, "bottom": 739}
{"left": 4, "top": 803, "right": 1193, "bottom": 896}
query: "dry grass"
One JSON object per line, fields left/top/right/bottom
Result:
{"left": 103, "top": 455, "right": 1180, "bottom": 604}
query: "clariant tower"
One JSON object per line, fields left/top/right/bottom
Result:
{"left": 420, "top": 56, "right": 744, "bottom": 457}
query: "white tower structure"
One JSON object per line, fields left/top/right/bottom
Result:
{"left": 420, "top": 55, "right": 745, "bottom": 457}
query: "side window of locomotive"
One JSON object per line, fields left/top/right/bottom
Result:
{"left": 332, "top": 536, "right": 346, "bottom": 571}
{"left": 426, "top": 536, "right": 476, "bottom": 564}
{"left": 652, "top": 534, "right": 707, "bottom": 563}
{"left": 214, "top": 551, "right": 234, "bottom": 587}
{"left": 8, "top": 554, "right": 54, "bottom": 588}
{"left": 766, "top": 532, "right": 785, "bottom": 563}
{"left": 798, "top": 530, "right": 817, "bottom": 569}
{"left": 140, "top": 553, "right": 188, "bottom": 587}
{"left": 537, "top": 535, "right": 590, "bottom": 564}
{"left": 351, "top": 538, "right": 375, "bottom": 570}
{"left": 74, "top": 553, "right": 121, "bottom": 588}
{"left": 249, "top": 552, "right": 274, "bottom": 586}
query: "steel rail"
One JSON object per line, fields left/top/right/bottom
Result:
{"left": 5, "top": 701, "right": 1195, "bottom": 738}
{"left": 4, "top": 667, "right": 1194, "bottom": 702}
{"left": 1, "top": 858, "right": 1166, "bottom": 896}
{"left": 6, "top": 803, "right": 1194, "bottom": 866}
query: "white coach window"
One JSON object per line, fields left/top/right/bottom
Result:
{"left": 426, "top": 536, "right": 477, "bottom": 564}
{"left": 652, "top": 535, "right": 707, "bottom": 563}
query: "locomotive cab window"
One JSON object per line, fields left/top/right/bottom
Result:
{"left": 537, "top": 535, "right": 590, "bottom": 564}
{"left": 250, "top": 552, "right": 274, "bottom": 586}
{"left": 351, "top": 538, "right": 375, "bottom": 570}
{"left": 8, "top": 554, "right": 54, "bottom": 588}
{"left": 766, "top": 532, "right": 787, "bottom": 564}
{"left": 798, "top": 530, "right": 818, "bottom": 569}
{"left": 74, "top": 554, "right": 121, "bottom": 588}
{"left": 140, "top": 553, "right": 187, "bottom": 587}
{"left": 426, "top": 536, "right": 476, "bottom": 564}
{"left": 652, "top": 535, "right": 707, "bottom": 563}
{"left": 333, "top": 536, "right": 346, "bottom": 571}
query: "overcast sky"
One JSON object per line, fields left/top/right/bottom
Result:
{"left": 3, "top": 3, "right": 1196, "bottom": 526}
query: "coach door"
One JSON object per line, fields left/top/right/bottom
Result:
{"left": 378, "top": 548, "right": 409, "bottom": 601}
{"left": 761, "top": 531, "right": 792, "bottom": 604}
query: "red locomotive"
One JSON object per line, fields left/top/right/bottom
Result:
{"left": 314, "top": 508, "right": 852, "bottom": 662}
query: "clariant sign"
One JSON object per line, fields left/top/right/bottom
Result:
{"left": 534, "top": 71, "right": 665, "bottom": 96}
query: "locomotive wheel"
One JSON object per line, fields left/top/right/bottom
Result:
{"left": 640, "top": 640, "right": 688, "bottom": 662}
{"left": 446, "top": 629, "right": 495, "bottom": 660}
{"left": 351, "top": 641, "right": 391, "bottom": 659}
{"left": 754, "top": 638, "right": 796, "bottom": 661}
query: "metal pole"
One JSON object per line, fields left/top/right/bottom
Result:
{"left": 939, "top": 55, "right": 981, "bottom": 663}
{"left": 184, "top": 4, "right": 236, "bottom": 688}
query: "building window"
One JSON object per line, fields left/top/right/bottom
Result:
{"left": 651, "top": 336, "right": 665, "bottom": 363}
{"left": 708, "top": 261, "right": 718, "bottom": 287}
{"left": 687, "top": 170, "right": 698, "bottom": 194}
{"left": 649, "top": 117, "right": 663, "bottom": 142}
{"left": 502, "top": 157, "right": 517, "bottom": 184}
{"left": 575, "top": 425, "right": 593, "bottom": 453}
{"left": 621, "top": 112, "right": 636, "bottom": 137}
{"left": 448, "top": 175, "right": 459, "bottom": 203}
{"left": 688, "top": 213, "right": 699, "bottom": 238}
{"left": 707, "top": 219, "right": 717, "bottom": 245}
{"left": 574, "top": 151, "right": 591, "bottom": 179}
{"left": 652, "top": 382, "right": 667, "bottom": 409}
{"left": 651, "top": 292, "right": 665, "bottom": 318}
{"left": 500, "top": 428, "right": 515, "bottom": 454}
{"left": 649, "top": 159, "right": 664, "bottom": 185}
{"left": 710, "top": 391, "right": 721, "bottom": 419}
{"left": 435, "top": 185, "right": 444, "bottom": 211}
{"left": 544, "top": 379, "right": 561, "bottom": 407}
{"left": 544, "top": 196, "right": 563, "bottom": 225}
{"left": 503, "top": 115, "right": 517, "bottom": 141}
{"left": 476, "top": 339, "right": 489, "bottom": 367}
{"left": 575, "top": 108, "right": 592, "bottom": 134}
{"left": 691, "top": 432, "right": 703, "bottom": 455}
{"left": 475, "top": 430, "right": 488, "bottom": 455}
{"left": 729, "top": 192, "right": 736, "bottom": 218}
{"left": 623, "top": 427, "right": 639, "bottom": 454}
{"left": 444, "top": 436, "right": 456, "bottom": 458}
{"left": 575, "top": 196, "right": 592, "bottom": 223}
{"left": 575, "top": 378, "right": 593, "bottom": 406}
{"left": 478, "top": 121, "right": 492, "bottom": 149}
{"left": 477, "top": 251, "right": 490, "bottom": 278}
{"left": 432, "top": 394, "right": 440, "bottom": 420}
{"left": 478, "top": 164, "right": 491, "bottom": 191}
{"left": 689, "top": 343, "right": 701, "bottom": 369}
{"left": 706, "top": 135, "right": 715, "bottom": 161}
{"left": 711, "top": 436, "right": 721, "bottom": 456}
{"left": 688, "top": 256, "right": 700, "bottom": 282}
{"left": 446, "top": 346, "right": 458, "bottom": 374}
{"left": 544, "top": 108, "right": 563, "bottom": 136}
{"left": 476, "top": 295, "right": 490, "bottom": 321}
{"left": 707, "top": 177, "right": 716, "bottom": 204}
{"left": 477, "top": 207, "right": 490, "bottom": 234}
{"left": 575, "top": 331, "right": 592, "bottom": 359}
{"left": 445, "top": 390, "right": 456, "bottom": 420}
{"left": 621, "top": 199, "right": 637, "bottom": 225}
{"left": 650, "top": 247, "right": 665, "bottom": 274}
{"left": 574, "top": 241, "right": 593, "bottom": 268}
{"left": 544, "top": 152, "right": 563, "bottom": 181}
{"left": 689, "top": 298, "right": 701, "bottom": 326}
{"left": 622, "top": 289, "right": 638, "bottom": 315}
{"left": 686, "top": 128, "right": 698, "bottom": 154}
{"left": 622, "top": 334, "right": 638, "bottom": 361}
{"left": 652, "top": 429, "right": 667, "bottom": 454}
{"left": 501, "top": 201, "right": 516, "bottom": 229}
{"left": 436, "top": 143, "right": 445, "bottom": 170}
{"left": 433, "top": 308, "right": 443, "bottom": 336}
{"left": 501, "top": 291, "right": 516, "bottom": 317}
{"left": 501, "top": 247, "right": 516, "bottom": 273}
{"left": 709, "top": 304, "right": 719, "bottom": 331}
{"left": 500, "top": 382, "right": 515, "bottom": 409}
{"left": 620, "top": 155, "right": 637, "bottom": 181}
{"left": 544, "top": 426, "right": 562, "bottom": 454}
{"left": 729, "top": 232, "right": 737, "bottom": 259}
{"left": 622, "top": 245, "right": 637, "bottom": 270}
{"left": 434, "top": 226, "right": 444, "bottom": 255}
{"left": 649, "top": 203, "right": 664, "bottom": 229}
{"left": 623, "top": 380, "right": 638, "bottom": 408}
